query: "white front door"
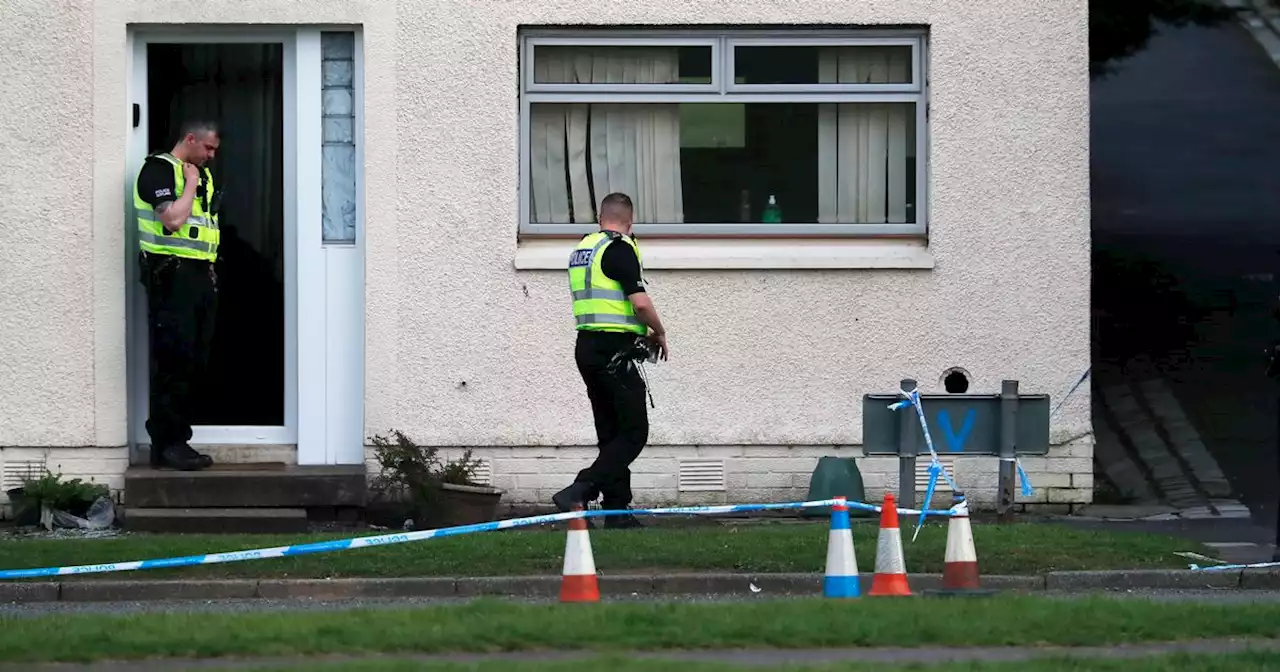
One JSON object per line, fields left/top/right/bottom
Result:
{"left": 126, "top": 27, "right": 366, "bottom": 466}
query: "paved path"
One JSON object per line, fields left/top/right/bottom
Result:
{"left": 1090, "top": 12, "right": 1280, "bottom": 536}
{"left": 8, "top": 637, "right": 1280, "bottom": 670}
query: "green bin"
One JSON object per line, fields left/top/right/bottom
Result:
{"left": 802, "top": 456, "right": 870, "bottom": 518}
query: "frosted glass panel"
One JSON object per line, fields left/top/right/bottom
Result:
{"left": 321, "top": 31, "right": 357, "bottom": 243}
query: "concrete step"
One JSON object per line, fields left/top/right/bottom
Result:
{"left": 124, "top": 507, "right": 310, "bottom": 534}
{"left": 124, "top": 463, "right": 367, "bottom": 509}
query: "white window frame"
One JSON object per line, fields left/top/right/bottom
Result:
{"left": 518, "top": 27, "right": 930, "bottom": 238}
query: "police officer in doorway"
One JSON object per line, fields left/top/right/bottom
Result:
{"left": 134, "top": 121, "right": 222, "bottom": 471}
{"left": 553, "top": 192, "right": 669, "bottom": 528}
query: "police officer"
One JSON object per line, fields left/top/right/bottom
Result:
{"left": 134, "top": 121, "right": 222, "bottom": 471}
{"left": 553, "top": 192, "right": 669, "bottom": 528}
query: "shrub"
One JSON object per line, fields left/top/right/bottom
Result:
{"left": 367, "top": 430, "right": 487, "bottom": 521}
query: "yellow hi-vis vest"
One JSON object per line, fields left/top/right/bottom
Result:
{"left": 568, "top": 230, "right": 646, "bottom": 334}
{"left": 134, "top": 153, "right": 220, "bottom": 262}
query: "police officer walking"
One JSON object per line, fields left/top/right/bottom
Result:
{"left": 553, "top": 193, "right": 669, "bottom": 528}
{"left": 133, "top": 121, "right": 222, "bottom": 471}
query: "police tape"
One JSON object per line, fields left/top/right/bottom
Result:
{"left": 1188, "top": 560, "right": 1280, "bottom": 572}
{"left": 0, "top": 498, "right": 958, "bottom": 580}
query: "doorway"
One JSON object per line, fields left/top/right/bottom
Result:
{"left": 127, "top": 27, "right": 367, "bottom": 466}
{"left": 129, "top": 33, "right": 299, "bottom": 452}
{"left": 146, "top": 43, "right": 286, "bottom": 427}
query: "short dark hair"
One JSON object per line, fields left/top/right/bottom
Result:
{"left": 179, "top": 120, "right": 219, "bottom": 141}
{"left": 599, "top": 192, "right": 633, "bottom": 223}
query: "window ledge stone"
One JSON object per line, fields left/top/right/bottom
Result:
{"left": 513, "top": 237, "right": 934, "bottom": 270}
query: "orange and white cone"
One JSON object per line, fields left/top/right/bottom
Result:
{"left": 869, "top": 491, "right": 912, "bottom": 597}
{"left": 942, "top": 493, "right": 979, "bottom": 590}
{"left": 559, "top": 504, "right": 600, "bottom": 603}
{"left": 933, "top": 492, "right": 996, "bottom": 596}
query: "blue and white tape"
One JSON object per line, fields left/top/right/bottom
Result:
{"left": 0, "top": 498, "right": 957, "bottom": 580}
{"left": 889, "top": 388, "right": 961, "bottom": 540}
{"left": 1188, "top": 560, "right": 1280, "bottom": 572}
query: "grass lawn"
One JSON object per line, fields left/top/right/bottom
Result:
{"left": 245, "top": 652, "right": 1280, "bottom": 672}
{"left": 0, "top": 596, "right": 1277, "bottom": 663}
{"left": 0, "top": 521, "right": 1204, "bottom": 580}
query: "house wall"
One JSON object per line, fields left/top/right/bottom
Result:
{"left": 0, "top": 0, "right": 1091, "bottom": 510}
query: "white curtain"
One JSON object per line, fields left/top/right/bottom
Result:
{"left": 817, "top": 47, "right": 913, "bottom": 224}
{"left": 530, "top": 47, "right": 684, "bottom": 224}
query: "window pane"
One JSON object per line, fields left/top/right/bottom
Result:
{"left": 527, "top": 102, "right": 917, "bottom": 225}
{"left": 321, "top": 31, "right": 357, "bottom": 243}
{"left": 733, "top": 45, "right": 912, "bottom": 85}
{"left": 532, "top": 45, "right": 713, "bottom": 84}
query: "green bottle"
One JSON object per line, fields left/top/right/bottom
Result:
{"left": 762, "top": 194, "right": 782, "bottom": 223}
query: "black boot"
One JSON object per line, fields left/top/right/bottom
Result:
{"left": 604, "top": 508, "right": 645, "bottom": 530}
{"left": 552, "top": 481, "right": 593, "bottom": 512}
{"left": 160, "top": 444, "right": 207, "bottom": 471}
{"left": 179, "top": 443, "right": 215, "bottom": 468}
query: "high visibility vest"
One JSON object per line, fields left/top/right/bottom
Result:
{"left": 568, "top": 230, "right": 647, "bottom": 334}
{"left": 134, "top": 153, "right": 220, "bottom": 262}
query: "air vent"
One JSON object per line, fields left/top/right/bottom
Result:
{"left": 2, "top": 460, "right": 46, "bottom": 492}
{"left": 678, "top": 459, "right": 725, "bottom": 492}
{"left": 470, "top": 458, "right": 492, "bottom": 486}
{"left": 914, "top": 456, "right": 956, "bottom": 493}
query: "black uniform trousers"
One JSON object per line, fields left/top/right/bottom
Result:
{"left": 573, "top": 330, "right": 649, "bottom": 509}
{"left": 141, "top": 252, "right": 217, "bottom": 451}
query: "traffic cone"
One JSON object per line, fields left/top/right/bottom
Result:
{"left": 869, "top": 491, "right": 912, "bottom": 596}
{"left": 559, "top": 504, "right": 600, "bottom": 603}
{"left": 942, "top": 492, "right": 979, "bottom": 589}
{"left": 932, "top": 492, "right": 996, "bottom": 597}
{"left": 823, "top": 496, "right": 860, "bottom": 598}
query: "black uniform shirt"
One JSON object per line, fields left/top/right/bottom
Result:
{"left": 599, "top": 238, "right": 645, "bottom": 296}
{"left": 136, "top": 156, "right": 209, "bottom": 211}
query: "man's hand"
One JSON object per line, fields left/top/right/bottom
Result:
{"left": 647, "top": 330, "right": 669, "bottom": 361}
{"left": 183, "top": 162, "right": 201, "bottom": 186}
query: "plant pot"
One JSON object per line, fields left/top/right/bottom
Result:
{"left": 5, "top": 488, "right": 39, "bottom": 527}
{"left": 435, "top": 482, "right": 505, "bottom": 527}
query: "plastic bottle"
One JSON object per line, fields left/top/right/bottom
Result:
{"left": 761, "top": 194, "right": 782, "bottom": 223}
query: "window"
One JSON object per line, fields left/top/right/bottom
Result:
{"left": 518, "top": 29, "right": 927, "bottom": 237}
{"left": 321, "top": 30, "right": 358, "bottom": 244}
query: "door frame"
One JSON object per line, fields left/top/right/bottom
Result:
{"left": 125, "top": 25, "right": 366, "bottom": 465}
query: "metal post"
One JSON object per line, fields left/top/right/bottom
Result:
{"left": 998, "top": 379, "right": 1019, "bottom": 522}
{"left": 898, "top": 378, "right": 918, "bottom": 510}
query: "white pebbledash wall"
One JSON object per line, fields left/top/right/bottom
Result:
{"left": 394, "top": 438, "right": 1096, "bottom": 512}
{"left": 0, "top": 0, "right": 1090, "bottom": 512}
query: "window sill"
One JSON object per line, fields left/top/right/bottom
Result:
{"left": 513, "top": 237, "right": 935, "bottom": 270}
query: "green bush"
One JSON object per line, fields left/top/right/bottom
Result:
{"left": 15, "top": 470, "right": 110, "bottom": 520}
{"left": 367, "top": 430, "right": 486, "bottom": 523}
